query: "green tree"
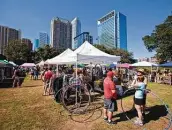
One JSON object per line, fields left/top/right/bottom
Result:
{"left": 94, "top": 44, "right": 135, "bottom": 63}
{"left": 142, "top": 15, "right": 172, "bottom": 63}
{"left": 36, "top": 45, "right": 59, "bottom": 61}
{"left": 4, "top": 40, "right": 30, "bottom": 64}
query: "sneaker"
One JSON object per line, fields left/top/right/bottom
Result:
{"left": 103, "top": 117, "right": 108, "bottom": 121}
{"left": 134, "top": 117, "right": 139, "bottom": 124}
{"left": 107, "top": 120, "right": 117, "bottom": 124}
{"left": 134, "top": 119, "right": 143, "bottom": 126}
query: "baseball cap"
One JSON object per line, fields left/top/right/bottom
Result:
{"left": 107, "top": 71, "right": 114, "bottom": 77}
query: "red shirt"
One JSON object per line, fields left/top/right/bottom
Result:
{"left": 44, "top": 70, "right": 53, "bottom": 80}
{"left": 104, "top": 77, "right": 117, "bottom": 99}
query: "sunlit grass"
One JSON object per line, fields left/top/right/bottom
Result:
{"left": 0, "top": 79, "right": 172, "bottom": 130}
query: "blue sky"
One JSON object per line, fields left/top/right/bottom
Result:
{"left": 0, "top": 0, "right": 172, "bottom": 58}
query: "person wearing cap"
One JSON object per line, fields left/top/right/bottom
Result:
{"left": 103, "top": 71, "right": 117, "bottom": 124}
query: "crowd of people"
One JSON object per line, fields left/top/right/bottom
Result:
{"left": 10, "top": 64, "right": 159, "bottom": 127}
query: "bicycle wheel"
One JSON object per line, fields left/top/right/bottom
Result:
{"left": 62, "top": 83, "right": 91, "bottom": 114}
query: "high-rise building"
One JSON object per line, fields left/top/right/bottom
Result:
{"left": 50, "top": 17, "right": 72, "bottom": 50}
{"left": 39, "top": 32, "right": 49, "bottom": 47}
{"left": 0, "top": 25, "right": 21, "bottom": 54}
{"left": 22, "top": 38, "right": 33, "bottom": 51}
{"left": 34, "top": 39, "right": 39, "bottom": 51}
{"left": 71, "top": 17, "right": 81, "bottom": 49}
{"left": 74, "top": 32, "right": 93, "bottom": 49}
{"left": 97, "top": 10, "right": 127, "bottom": 50}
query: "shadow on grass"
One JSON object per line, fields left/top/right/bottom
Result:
{"left": 114, "top": 105, "right": 168, "bottom": 124}
{"left": 22, "top": 85, "right": 42, "bottom": 88}
{"left": 144, "top": 105, "right": 168, "bottom": 124}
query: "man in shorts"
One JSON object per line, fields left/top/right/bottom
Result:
{"left": 103, "top": 71, "right": 118, "bottom": 124}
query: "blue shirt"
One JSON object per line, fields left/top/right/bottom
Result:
{"left": 135, "top": 82, "right": 145, "bottom": 99}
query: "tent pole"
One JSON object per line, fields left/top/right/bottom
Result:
{"left": 76, "top": 54, "right": 78, "bottom": 79}
{"left": 56, "top": 64, "right": 58, "bottom": 76}
{"left": 75, "top": 54, "right": 78, "bottom": 105}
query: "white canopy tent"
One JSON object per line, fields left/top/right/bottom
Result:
{"left": 75, "top": 41, "right": 120, "bottom": 64}
{"left": 46, "top": 41, "right": 120, "bottom": 65}
{"left": 37, "top": 60, "right": 44, "bottom": 66}
{"left": 131, "top": 61, "right": 157, "bottom": 67}
{"left": 47, "top": 48, "right": 75, "bottom": 64}
{"left": 132, "top": 61, "right": 158, "bottom": 73}
{"left": 20, "top": 63, "right": 36, "bottom": 67}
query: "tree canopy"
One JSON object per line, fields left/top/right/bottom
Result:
{"left": 94, "top": 44, "right": 136, "bottom": 63}
{"left": 4, "top": 40, "right": 30, "bottom": 64}
{"left": 4, "top": 40, "right": 60, "bottom": 64}
{"left": 142, "top": 15, "right": 172, "bottom": 63}
{"left": 36, "top": 45, "right": 60, "bottom": 61}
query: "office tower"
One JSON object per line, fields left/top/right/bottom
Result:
{"left": 50, "top": 17, "right": 72, "bottom": 50}
{"left": 71, "top": 17, "right": 81, "bottom": 49}
{"left": 22, "top": 38, "right": 33, "bottom": 51}
{"left": 74, "top": 32, "right": 93, "bottom": 49}
{"left": 97, "top": 10, "right": 127, "bottom": 50}
{"left": 34, "top": 39, "right": 39, "bottom": 51}
{"left": 39, "top": 32, "right": 49, "bottom": 47}
{"left": 0, "top": 25, "right": 21, "bottom": 55}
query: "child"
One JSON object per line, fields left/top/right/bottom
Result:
{"left": 133, "top": 76, "right": 146, "bottom": 126}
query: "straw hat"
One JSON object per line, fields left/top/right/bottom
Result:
{"left": 137, "top": 69, "right": 145, "bottom": 74}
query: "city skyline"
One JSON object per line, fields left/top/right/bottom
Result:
{"left": 1, "top": 0, "right": 172, "bottom": 58}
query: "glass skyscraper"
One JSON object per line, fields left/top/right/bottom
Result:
{"left": 34, "top": 39, "right": 39, "bottom": 51}
{"left": 71, "top": 17, "right": 81, "bottom": 49}
{"left": 39, "top": 32, "right": 49, "bottom": 47}
{"left": 74, "top": 32, "right": 93, "bottom": 49}
{"left": 97, "top": 10, "right": 127, "bottom": 50}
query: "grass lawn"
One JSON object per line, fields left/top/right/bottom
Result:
{"left": 0, "top": 78, "right": 172, "bottom": 130}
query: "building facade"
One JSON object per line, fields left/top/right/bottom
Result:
{"left": 50, "top": 17, "right": 72, "bottom": 51}
{"left": 34, "top": 39, "right": 39, "bottom": 51}
{"left": 71, "top": 17, "right": 81, "bottom": 49}
{"left": 39, "top": 32, "right": 49, "bottom": 47}
{"left": 97, "top": 10, "right": 127, "bottom": 50}
{"left": 74, "top": 32, "right": 93, "bottom": 49}
{"left": 0, "top": 25, "right": 21, "bottom": 54}
{"left": 22, "top": 38, "right": 33, "bottom": 51}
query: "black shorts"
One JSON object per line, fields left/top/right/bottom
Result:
{"left": 134, "top": 94, "right": 146, "bottom": 105}
{"left": 134, "top": 98, "right": 145, "bottom": 105}
{"left": 104, "top": 98, "right": 118, "bottom": 112}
